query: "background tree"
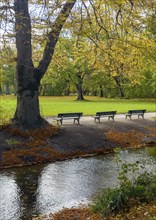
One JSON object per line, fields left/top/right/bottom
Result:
{"left": 81, "top": 0, "right": 156, "bottom": 98}
{"left": 51, "top": 36, "right": 95, "bottom": 100}
{"left": 0, "top": 47, "right": 16, "bottom": 94}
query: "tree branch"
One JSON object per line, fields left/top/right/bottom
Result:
{"left": 35, "top": 0, "right": 76, "bottom": 81}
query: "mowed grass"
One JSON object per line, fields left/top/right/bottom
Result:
{"left": 0, "top": 95, "right": 155, "bottom": 119}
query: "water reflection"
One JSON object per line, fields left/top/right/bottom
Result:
{"left": 11, "top": 166, "right": 43, "bottom": 220}
{"left": 36, "top": 156, "right": 117, "bottom": 214}
{"left": 0, "top": 174, "right": 21, "bottom": 220}
{"left": 0, "top": 147, "right": 155, "bottom": 219}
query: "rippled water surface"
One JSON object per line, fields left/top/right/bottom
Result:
{"left": 0, "top": 147, "right": 156, "bottom": 220}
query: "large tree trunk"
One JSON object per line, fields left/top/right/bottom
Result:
{"left": 13, "top": 90, "right": 48, "bottom": 129}
{"left": 12, "top": 0, "right": 45, "bottom": 129}
{"left": 114, "top": 76, "right": 125, "bottom": 98}
{"left": 75, "top": 73, "right": 84, "bottom": 100}
{"left": 12, "top": 0, "right": 76, "bottom": 129}
{"left": 76, "top": 84, "right": 84, "bottom": 100}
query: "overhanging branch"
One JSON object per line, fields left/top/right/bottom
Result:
{"left": 35, "top": 0, "right": 76, "bottom": 81}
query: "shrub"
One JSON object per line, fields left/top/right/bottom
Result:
{"left": 91, "top": 149, "right": 156, "bottom": 217}
{"left": 91, "top": 187, "right": 131, "bottom": 216}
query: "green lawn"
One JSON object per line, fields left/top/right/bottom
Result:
{"left": 0, "top": 95, "right": 155, "bottom": 119}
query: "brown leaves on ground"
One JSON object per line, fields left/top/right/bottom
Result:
{"left": 1, "top": 123, "right": 59, "bottom": 141}
{"left": 0, "top": 123, "right": 115, "bottom": 168}
{"left": 32, "top": 207, "right": 103, "bottom": 220}
{"left": 105, "top": 129, "right": 145, "bottom": 148}
{"left": 0, "top": 123, "right": 155, "bottom": 168}
{"left": 32, "top": 202, "right": 156, "bottom": 220}
{"left": 109, "top": 202, "right": 156, "bottom": 220}
{"left": 0, "top": 124, "right": 59, "bottom": 167}
{"left": 147, "top": 127, "right": 156, "bottom": 137}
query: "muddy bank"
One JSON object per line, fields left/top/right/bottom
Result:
{"left": 0, "top": 113, "right": 156, "bottom": 169}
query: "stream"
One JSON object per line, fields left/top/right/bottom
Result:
{"left": 0, "top": 146, "right": 156, "bottom": 220}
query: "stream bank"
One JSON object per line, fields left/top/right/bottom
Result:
{"left": 0, "top": 112, "right": 155, "bottom": 169}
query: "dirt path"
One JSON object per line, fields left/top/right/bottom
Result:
{"left": 46, "top": 112, "right": 156, "bottom": 153}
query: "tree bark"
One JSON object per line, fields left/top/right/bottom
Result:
{"left": 114, "top": 76, "right": 125, "bottom": 98}
{"left": 75, "top": 73, "right": 85, "bottom": 100}
{"left": 5, "top": 83, "right": 10, "bottom": 94}
{"left": 76, "top": 84, "right": 84, "bottom": 100}
{"left": 0, "top": 84, "right": 3, "bottom": 94}
{"left": 12, "top": 90, "right": 48, "bottom": 130}
{"left": 99, "top": 85, "right": 104, "bottom": 97}
{"left": 13, "top": 0, "right": 76, "bottom": 129}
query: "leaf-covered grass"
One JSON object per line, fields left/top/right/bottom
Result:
{"left": 32, "top": 202, "right": 156, "bottom": 220}
{"left": 0, "top": 95, "right": 155, "bottom": 120}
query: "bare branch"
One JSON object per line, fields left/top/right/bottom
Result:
{"left": 36, "top": 0, "right": 76, "bottom": 80}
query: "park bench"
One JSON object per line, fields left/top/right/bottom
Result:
{"left": 125, "top": 110, "right": 146, "bottom": 119}
{"left": 93, "top": 111, "right": 117, "bottom": 122}
{"left": 54, "top": 112, "right": 83, "bottom": 125}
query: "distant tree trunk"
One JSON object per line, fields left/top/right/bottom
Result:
{"left": 114, "top": 76, "right": 124, "bottom": 98}
{"left": 14, "top": 76, "right": 17, "bottom": 96}
{"left": 99, "top": 85, "right": 104, "bottom": 97}
{"left": 76, "top": 84, "right": 84, "bottom": 100}
{"left": 39, "top": 85, "right": 43, "bottom": 95}
{"left": 65, "top": 88, "right": 70, "bottom": 96}
{"left": 42, "top": 85, "right": 47, "bottom": 96}
{"left": 83, "top": 90, "right": 89, "bottom": 95}
{"left": 5, "top": 83, "right": 10, "bottom": 94}
{"left": 93, "top": 90, "right": 97, "bottom": 96}
{"left": 103, "top": 87, "right": 108, "bottom": 98}
{"left": 75, "top": 73, "right": 84, "bottom": 100}
{"left": 40, "top": 84, "right": 47, "bottom": 96}
{"left": 0, "top": 84, "right": 3, "bottom": 94}
{"left": 64, "top": 80, "right": 70, "bottom": 96}
{"left": 12, "top": 0, "right": 76, "bottom": 129}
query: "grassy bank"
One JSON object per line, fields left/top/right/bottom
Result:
{"left": 0, "top": 95, "right": 155, "bottom": 119}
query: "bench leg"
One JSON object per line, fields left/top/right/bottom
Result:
{"left": 126, "top": 115, "right": 131, "bottom": 120}
{"left": 77, "top": 118, "right": 80, "bottom": 124}
{"left": 108, "top": 116, "right": 114, "bottom": 121}
{"left": 57, "top": 120, "right": 62, "bottom": 126}
{"left": 139, "top": 114, "right": 144, "bottom": 119}
{"left": 74, "top": 118, "right": 80, "bottom": 124}
{"left": 60, "top": 119, "right": 63, "bottom": 126}
{"left": 130, "top": 115, "right": 132, "bottom": 120}
{"left": 94, "top": 117, "right": 100, "bottom": 123}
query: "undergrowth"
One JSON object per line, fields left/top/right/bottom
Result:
{"left": 91, "top": 148, "right": 156, "bottom": 217}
